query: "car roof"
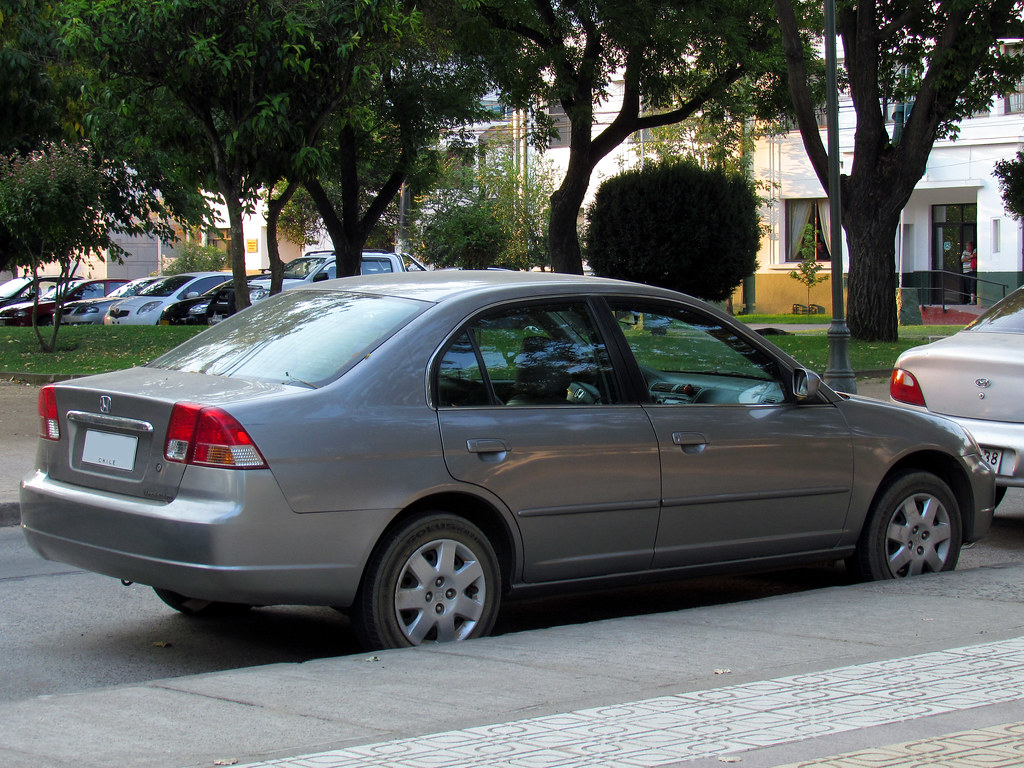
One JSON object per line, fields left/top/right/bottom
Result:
{"left": 304, "top": 270, "right": 686, "bottom": 305}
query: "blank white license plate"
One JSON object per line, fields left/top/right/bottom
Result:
{"left": 981, "top": 446, "right": 1006, "bottom": 475}
{"left": 82, "top": 430, "right": 138, "bottom": 471}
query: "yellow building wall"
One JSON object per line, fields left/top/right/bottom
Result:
{"left": 736, "top": 272, "right": 844, "bottom": 316}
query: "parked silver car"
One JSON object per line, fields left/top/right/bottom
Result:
{"left": 22, "top": 272, "right": 995, "bottom": 649}
{"left": 892, "top": 285, "right": 1024, "bottom": 507}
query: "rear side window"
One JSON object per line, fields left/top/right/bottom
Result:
{"left": 152, "top": 291, "right": 424, "bottom": 387}
{"left": 436, "top": 301, "right": 621, "bottom": 407}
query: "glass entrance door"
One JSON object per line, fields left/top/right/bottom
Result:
{"left": 932, "top": 204, "right": 977, "bottom": 304}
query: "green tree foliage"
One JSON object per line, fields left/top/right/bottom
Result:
{"left": 457, "top": 0, "right": 789, "bottom": 275}
{"left": 0, "top": 141, "right": 118, "bottom": 350}
{"left": 416, "top": 144, "right": 553, "bottom": 270}
{"left": 304, "top": 26, "right": 492, "bottom": 277}
{"left": 61, "top": 0, "right": 410, "bottom": 308}
{"left": 0, "top": 1, "right": 70, "bottom": 275}
{"left": 585, "top": 162, "right": 760, "bottom": 302}
{"left": 163, "top": 240, "right": 227, "bottom": 275}
{"left": 421, "top": 194, "right": 509, "bottom": 269}
{"left": 775, "top": 0, "right": 1024, "bottom": 341}
{"left": 994, "top": 149, "right": 1024, "bottom": 221}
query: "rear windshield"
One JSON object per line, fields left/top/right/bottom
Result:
{"left": 150, "top": 290, "right": 425, "bottom": 386}
{"left": 965, "top": 287, "right": 1024, "bottom": 333}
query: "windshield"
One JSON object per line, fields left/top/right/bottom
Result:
{"left": 108, "top": 279, "right": 155, "bottom": 299}
{"left": 151, "top": 290, "right": 426, "bottom": 386}
{"left": 139, "top": 275, "right": 196, "bottom": 297}
{"left": 0, "top": 278, "right": 30, "bottom": 299}
{"left": 965, "top": 287, "right": 1024, "bottom": 333}
{"left": 282, "top": 257, "right": 326, "bottom": 280}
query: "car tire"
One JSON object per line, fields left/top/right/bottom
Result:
{"left": 849, "top": 470, "right": 962, "bottom": 581}
{"left": 153, "top": 588, "right": 252, "bottom": 617}
{"left": 352, "top": 513, "right": 501, "bottom": 650}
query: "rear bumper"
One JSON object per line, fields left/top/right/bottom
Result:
{"left": 947, "top": 416, "right": 1024, "bottom": 488}
{"left": 20, "top": 469, "right": 386, "bottom": 607}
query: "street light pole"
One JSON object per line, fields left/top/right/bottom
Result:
{"left": 823, "top": 0, "right": 856, "bottom": 393}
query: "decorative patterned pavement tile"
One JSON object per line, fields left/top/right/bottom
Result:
{"left": 237, "top": 637, "right": 1024, "bottom": 768}
{"left": 776, "top": 721, "right": 1024, "bottom": 767}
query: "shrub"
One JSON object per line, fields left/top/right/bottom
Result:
{"left": 163, "top": 240, "right": 227, "bottom": 274}
{"left": 585, "top": 162, "right": 760, "bottom": 301}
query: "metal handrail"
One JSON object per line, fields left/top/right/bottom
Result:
{"left": 909, "top": 269, "right": 1008, "bottom": 311}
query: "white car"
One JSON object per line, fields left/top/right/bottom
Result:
{"left": 63, "top": 276, "right": 163, "bottom": 325}
{"left": 247, "top": 251, "right": 426, "bottom": 294}
{"left": 104, "top": 273, "right": 229, "bottom": 325}
{"left": 891, "top": 286, "right": 1024, "bottom": 506}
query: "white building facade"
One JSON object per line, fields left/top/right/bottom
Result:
{"left": 751, "top": 91, "right": 1024, "bottom": 315}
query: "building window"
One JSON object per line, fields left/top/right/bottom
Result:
{"left": 993, "top": 218, "right": 1002, "bottom": 254}
{"left": 544, "top": 103, "right": 571, "bottom": 149}
{"left": 785, "top": 200, "right": 832, "bottom": 262}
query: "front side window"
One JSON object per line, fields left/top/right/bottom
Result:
{"left": 436, "top": 302, "right": 620, "bottom": 407}
{"left": 610, "top": 303, "right": 785, "bottom": 405}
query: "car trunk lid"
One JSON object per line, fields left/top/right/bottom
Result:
{"left": 907, "top": 333, "right": 1024, "bottom": 423}
{"left": 44, "top": 368, "right": 286, "bottom": 501}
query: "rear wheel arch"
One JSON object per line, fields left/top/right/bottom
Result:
{"left": 368, "top": 492, "right": 517, "bottom": 597}
{"left": 351, "top": 497, "right": 512, "bottom": 649}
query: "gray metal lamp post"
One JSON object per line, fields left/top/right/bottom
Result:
{"left": 823, "top": 0, "right": 857, "bottom": 393}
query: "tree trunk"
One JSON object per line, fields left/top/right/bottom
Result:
{"left": 224, "top": 192, "right": 250, "bottom": 311}
{"left": 548, "top": 180, "right": 587, "bottom": 275}
{"left": 843, "top": 199, "right": 901, "bottom": 341}
{"left": 265, "top": 182, "right": 298, "bottom": 295}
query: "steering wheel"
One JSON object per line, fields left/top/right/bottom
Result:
{"left": 567, "top": 381, "right": 601, "bottom": 404}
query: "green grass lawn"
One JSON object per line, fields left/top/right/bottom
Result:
{"left": 0, "top": 321, "right": 964, "bottom": 378}
{"left": 0, "top": 325, "right": 205, "bottom": 376}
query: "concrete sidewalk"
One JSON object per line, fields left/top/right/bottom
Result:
{"left": 2, "top": 562, "right": 1024, "bottom": 768}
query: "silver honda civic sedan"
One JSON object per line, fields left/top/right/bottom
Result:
{"left": 21, "top": 272, "right": 995, "bottom": 649}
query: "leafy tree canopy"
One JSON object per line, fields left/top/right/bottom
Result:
{"left": 456, "top": 0, "right": 791, "bottom": 274}
{"left": 61, "top": 0, "right": 413, "bottom": 307}
{"left": 0, "top": 141, "right": 129, "bottom": 349}
{"left": 994, "top": 149, "right": 1024, "bottom": 221}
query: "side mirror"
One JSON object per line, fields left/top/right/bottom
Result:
{"left": 312, "top": 271, "right": 329, "bottom": 282}
{"left": 792, "top": 368, "right": 821, "bottom": 402}
{"left": 184, "top": 291, "right": 199, "bottom": 299}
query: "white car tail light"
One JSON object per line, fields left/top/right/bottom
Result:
{"left": 165, "top": 403, "right": 267, "bottom": 469}
{"left": 890, "top": 368, "right": 927, "bottom": 407}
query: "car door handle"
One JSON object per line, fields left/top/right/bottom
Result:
{"left": 466, "top": 438, "right": 510, "bottom": 454}
{"left": 671, "top": 432, "right": 707, "bottom": 454}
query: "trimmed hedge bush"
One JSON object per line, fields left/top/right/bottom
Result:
{"left": 585, "top": 162, "right": 760, "bottom": 302}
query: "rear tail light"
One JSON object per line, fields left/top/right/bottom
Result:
{"left": 165, "top": 403, "right": 267, "bottom": 469}
{"left": 38, "top": 386, "right": 60, "bottom": 441}
{"left": 890, "top": 368, "right": 927, "bottom": 407}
